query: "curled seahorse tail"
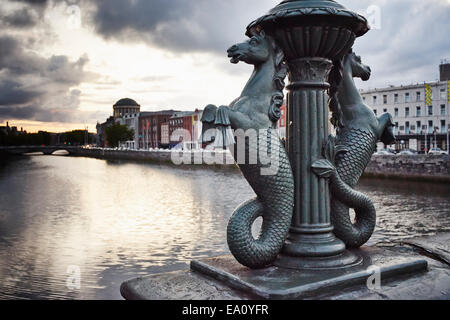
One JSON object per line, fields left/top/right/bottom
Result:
{"left": 227, "top": 198, "right": 283, "bottom": 269}
{"left": 330, "top": 171, "right": 376, "bottom": 248}
{"left": 227, "top": 128, "right": 294, "bottom": 268}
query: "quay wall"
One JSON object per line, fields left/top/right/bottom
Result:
{"left": 365, "top": 154, "right": 450, "bottom": 183}
{"left": 71, "top": 148, "right": 450, "bottom": 182}
{"left": 69, "top": 148, "right": 236, "bottom": 168}
{"left": 5, "top": 147, "right": 450, "bottom": 182}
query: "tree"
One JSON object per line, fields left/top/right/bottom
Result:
{"left": 105, "top": 123, "right": 134, "bottom": 148}
{"left": 63, "top": 130, "right": 94, "bottom": 146}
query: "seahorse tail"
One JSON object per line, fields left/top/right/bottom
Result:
{"left": 330, "top": 171, "right": 376, "bottom": 248}
{"left": 227, "top": 128, "right": 294, "bottom": 269}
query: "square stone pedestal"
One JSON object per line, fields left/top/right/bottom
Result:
{"left": 190, "top": 249, "right": 427, "bottom": 300}
{"left": 120, "top": 236, "right": 450, "bottom": 300}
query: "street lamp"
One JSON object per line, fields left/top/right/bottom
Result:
{"left": 245, "top": 0, "right": 369, "bottom": 268}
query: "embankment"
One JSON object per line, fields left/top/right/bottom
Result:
{"left": 365, "top": 154, "right": 450, "bottom": 183}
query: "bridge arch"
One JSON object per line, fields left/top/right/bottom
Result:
{"left": 0, "top": 146, "right": 78, "bottom": 155}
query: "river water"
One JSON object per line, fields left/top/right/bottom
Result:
{"left": 0, "top": 155, "right": 449, "bottom": 299}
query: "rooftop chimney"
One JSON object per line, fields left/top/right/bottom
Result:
{"left": 440, "top": 59, "right": 450, "bottom": 81}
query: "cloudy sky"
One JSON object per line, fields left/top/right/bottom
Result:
{"left": 0, "top": 0, "right": 449, "bottom": 132}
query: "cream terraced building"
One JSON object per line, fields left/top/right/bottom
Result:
{"left": 360, "top": 79, "right": 450, "bottom": 153}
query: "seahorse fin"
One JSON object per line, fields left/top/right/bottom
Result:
{"left": 201, "top": 104, "right": 218, "bottom": 145}
{"left": 201, "top": 104, "right": 218, "bottom": 123}
{"left": 213, "top": 106, "right": 235, "bottom": 148}
{"left": 324, "top": 135, "right": 348, "bottom": 165}
{"left": 312, "top": 159, "right": 335, "bottom": 178}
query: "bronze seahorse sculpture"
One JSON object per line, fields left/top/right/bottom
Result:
{"left": 201, "top": 30, "right": 294, "bottom": 269}
{"left": 314, "top": 50, "right": 396, "bottom": 248}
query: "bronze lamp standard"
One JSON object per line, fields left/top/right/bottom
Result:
{"left": 246, "top": 0, "right": 369, "bottom": 268}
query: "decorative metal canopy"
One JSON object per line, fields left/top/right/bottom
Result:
{"left": 247, "top": 0, "right": 370, "bottom": 39}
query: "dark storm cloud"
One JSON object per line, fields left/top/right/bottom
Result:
{"left": 1, "top": 8, "right": 38, "bottom": 28}
{"left": 0, "top": 36, "right": 89, "bottom": 82}
{"left": 87, "top": 0, "right": 274, "bottom": 53}
{"left": 0, "top": 36, "right": 43, "bottom": 75}
{"left": 0, "top": 105, "right": 38, "bottom": 119}
{"left": 11, "top": 0, "right": 48, "bottom": 6}
{"left": 0, "top": 80, "right": 40, "bottom": 105}
{"left": 0, "top": 35, "right": 93, "bottom": 123}
{"left": 86, "top": 0, "right": 449, "bottom": 86}
{"left": 339, "top": 0, "right": 450, "bottom": 87}
{"left": 0, "top": 0, "right": 51, "bottom": 29}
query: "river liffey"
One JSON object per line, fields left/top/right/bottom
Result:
{"left": 0, "top": 155, "right": 449, "bottom": 299}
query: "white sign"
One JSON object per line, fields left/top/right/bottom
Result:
{"left": 409, "top": 139, "right": 418, "bottom": 151}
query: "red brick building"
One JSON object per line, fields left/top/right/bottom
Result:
{"left": 277, "top": 104, "right": 287, "bottom": 139}
{"left": 139, "top": 110, "right": 179, "bottom": 149}
{"left": 169, "top": 110, "right": 203, "bottom": 149}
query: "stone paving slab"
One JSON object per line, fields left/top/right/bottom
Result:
{"left": 120, "top": 233, "right": 450, "bottom": 300}
{"left": 320, "top": 247, "right": 450, "bottom": 300}
{"left": 190, "top": 248, "right": 427, "bottom": 300}
{"left": 402, "top": 233, "right": 450, "bottom": 265}
{"left": 120, "top": 270, "right": 254, "bottom": 300}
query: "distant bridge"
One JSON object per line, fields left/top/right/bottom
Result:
{"left": 0, "top": 146, "right": 81, "bottom": 155}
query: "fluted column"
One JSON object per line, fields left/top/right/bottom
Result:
{"left": 274, "top": 58, "right": 346, "bottom": 267}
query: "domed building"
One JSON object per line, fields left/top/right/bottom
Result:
{"left": 113, "top": 98, "right": 141, "bottom": 119}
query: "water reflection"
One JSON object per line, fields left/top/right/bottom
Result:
{"left": 0, "top": 156, "right": 448, "bottom": 299}
{"left": 359, "top": 178, "right": 450, "bottom": 246}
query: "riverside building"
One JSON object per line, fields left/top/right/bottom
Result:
{"left": 360, "top": 61, "right": 450, "bottom": 153}
{"left": 97, "top": 98, "right": 141, "bottom": 148}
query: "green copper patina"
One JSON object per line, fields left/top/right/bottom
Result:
{"left": 313, "top": 50, "right": 395, "bottom": 248}
{"left": 203, "top": 0, "right": 393, "bottom": 269}
{"left": 202, "top": 30, "right": 294, "bottom": 269}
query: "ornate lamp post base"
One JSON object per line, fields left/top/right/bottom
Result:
{"left": 189, "top": 252, "right": 427, "bottom": 300}
{"left": 276, "top": 250, "right": 362, "bottom": 270}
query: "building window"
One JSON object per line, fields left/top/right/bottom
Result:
{"left": 383, "top": 95, "right": 387, "bottom": 104}
{"left": 416, "top": 106, "right": 421, "bottom": 117}
{"left": 405, "top": 107, "right": 410, "bottom": 117}
{"left": 428, "top": 105, "right": 433, "bottom": 116}
{"left": 416, "top": 91, "right": 421, "bottom": 101}
{"left": 441, "top": 88, "right": 446, "bottom": 100}
{"left": 405, "top": 93, "right": 410, "bottom": 103}
{"left": 416, "top": 121, "right": 421, "bottom": 133}
{"left": 405, "top": 121, "right": 410, "bottom": 134}
{"left": 441, "top": 104, "right": 446, "bottom": 116}
{"left": 394, "top": 108, "right": 399, "bottom": 117}
{"left": 373, "top": 96, "right": 377, "bottom": 105}
{"left": 383, "top": 108, "right": 387, "bottom": 113}
{"left": 373, "top": 109, "right": 377, "bottom": 115}
{"left": 394, "top": 122, "right": 399, "bottom": 135}
{"left": 428, "top": 121, "right": 433, "bottom": 134}
{"left": 441, "top": 120, "right": 446, "bottom": 133}
{"left": 394, "top": 94, "right": 399, "bottom": 103}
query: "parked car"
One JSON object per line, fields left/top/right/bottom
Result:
{"left": 374, "top": 149, "right": 396, "bottom": 156}
{"left": 397, "top": 149, "right": 418, "bottom": 156}
{"left": 428, "top": 148, "right": 448, "bottom": 155}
